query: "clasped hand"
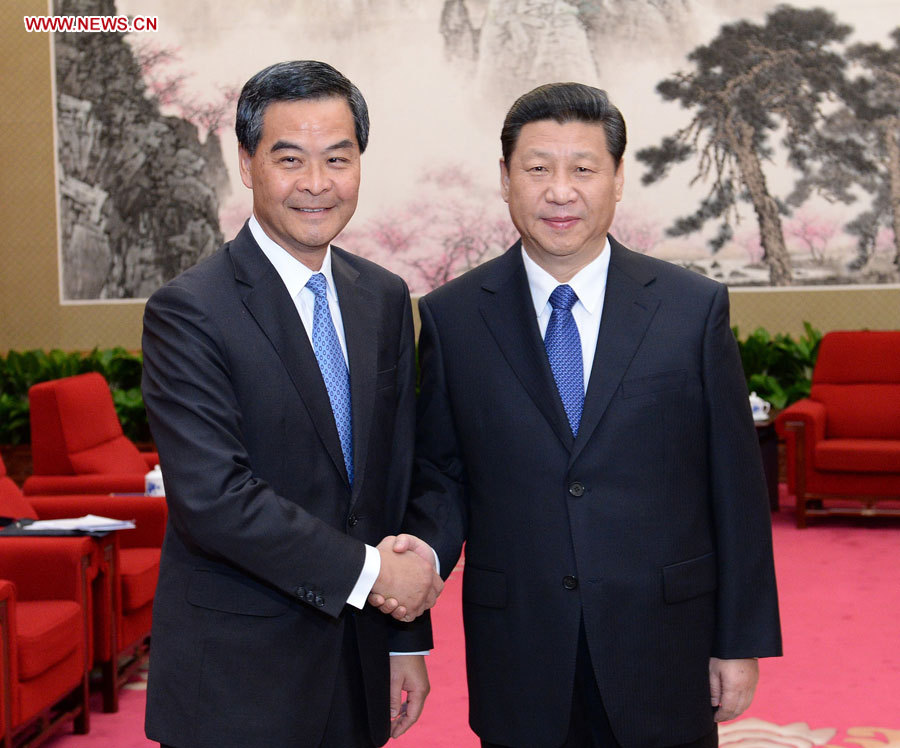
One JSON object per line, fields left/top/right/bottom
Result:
{"left": 369, "top": 534, "right": 442, "bottom": 621}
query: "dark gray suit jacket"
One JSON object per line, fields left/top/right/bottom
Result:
{"left": 405, "top": 237, "right": 781, "bottom": 747}
{"left": 142, "top": 223, "right": 430, "bottom": 748}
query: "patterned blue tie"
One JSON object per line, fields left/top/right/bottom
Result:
{"left": 544, "top": 284, "right": 584, "bottom": 436}
{"left": 306, "top": 273, "right": 353, "bottom": 484}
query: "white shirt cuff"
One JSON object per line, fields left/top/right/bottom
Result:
{"left": 346, "top": 543, "right": 381, "bottom": 609}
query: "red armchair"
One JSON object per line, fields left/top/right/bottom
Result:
{"left": 23, "top": 373, "right": 158, "bottom": 496}
{"left": 775, "top": 330, "right": 900, "bottom": 527}
{"left": 0, "top": 539, "right": 94, "bottom": 746}
{"left": 1, "top": 455, "right": 165, "bottom": 713}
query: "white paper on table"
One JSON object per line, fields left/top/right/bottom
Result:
{"left": 23, "top": 514, "right": 136, "bottom": 532}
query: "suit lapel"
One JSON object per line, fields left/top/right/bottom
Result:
{"left": 230, "top": 225, "right": 350, "bottom": 487}
{"left": 479, "top": 244, "right": 574, "bottom": 451}
{"left": 570, "top": 239, "right": 660, "bottom": 466}
{"left": 331, "top": 247, "right": 377, "bottom": 507}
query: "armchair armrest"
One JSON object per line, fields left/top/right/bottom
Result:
{"left": 27, "top": 494, "right": 168, "bottom": 549}
{"left": 775, "top": 398, "right": 826, "bottom": 496}
{"left": 775, "top": 398, "right": 826, "bottom": 442}
{"left": 23, "top": 474, "right": 147, "bottom": 496}
{"left": 141, "top": 452, "right": 159, "bottom": 470}
{"left": 0, "top": 578, "right": 18, "bottom": 724}
{"left": 0, "top": 537, "right": 95, "bottom": 602}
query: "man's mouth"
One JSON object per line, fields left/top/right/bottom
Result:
{"left": 542, "top": 216, "right": 580, "bottom": 229}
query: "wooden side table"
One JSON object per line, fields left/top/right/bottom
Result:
{"left": 755, "top": 415, "right": 779, "bottom": 511}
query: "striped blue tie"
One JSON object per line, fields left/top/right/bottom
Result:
{"left": 544, "top": 284, "right": 584, "bottom": 436}
{"left": 306, "top": 273, "right": 353, "bottom": 484}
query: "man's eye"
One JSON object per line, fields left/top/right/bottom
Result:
{"left": 575, "top": 167, "right": 592, "bottom": 173}
{"left": 529, "top": 166, "right": 546, "bottom": 172}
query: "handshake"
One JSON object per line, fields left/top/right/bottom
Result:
{"left": 368, "top": 534, "right": 443, "bottom": 622}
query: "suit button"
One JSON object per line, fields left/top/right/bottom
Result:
{"left": 305, "top": 591, "right": 316, "bottom": 603}
{"left": 315, "top": 596, "right": 325, "bottom": 607}
{"left": 568, "top": 482, "right": 585, "bottom": 497}
{"left": 563, "top": 575, "right": 578, "bottom": 590}
{"left": 295, "top": 586, "right": 307, "bottom": 598}
{"left": 348, "top": 513, "right": 359, "bottom": 527}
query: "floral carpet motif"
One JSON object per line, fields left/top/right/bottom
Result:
{"left": 721, "top": 719, "right": 900, "bottom": 747}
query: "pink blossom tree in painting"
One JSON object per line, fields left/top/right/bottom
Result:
{"left": 342, "top": 164, "right": 517, "bottom": 293}
{"left": 784, "top": 208, "right": 841, "bottom": 264}
{"left": 611, "top": 205, "right": 663, "bottom": 254}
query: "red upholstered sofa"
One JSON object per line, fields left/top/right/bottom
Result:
{"left": 775, "top": 330, "right": 900, "bottom": 527}
{"left": 1, "top": 455, "right": 164, "bottom": 713}
{"left": 23, "top": 373, "right": 158, "bottom": 496}
{"left": 0, "top": 542, "right": 93, "bottom": 746}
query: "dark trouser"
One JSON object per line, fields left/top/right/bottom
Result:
{"left": 162, "top": 613, "right": 376, "bottom": 748}
{"left": 482, "top": 621, "right": 718, "bottom": 748}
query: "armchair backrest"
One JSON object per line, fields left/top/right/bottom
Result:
{"left": 810, "top": 331, "right": 900, "bottom": 440}
{"left": 0, "top": 455, "right": 38, "bottom": 520}
{"left": 29, "top": 373, "right": 148, "bottom": 476}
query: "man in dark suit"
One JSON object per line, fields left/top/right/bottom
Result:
{"left": 381, "top": 83, "right": 782, "bottom": 747}
{"left": 142, "top": 60, "right": 442, "bottom": 748}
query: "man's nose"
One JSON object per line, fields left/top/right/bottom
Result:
{"left": 545, "top": 172, "right": 576, "bottom": 203}
{"left": 298, "top": 162, "right": 330, "bottom": 195}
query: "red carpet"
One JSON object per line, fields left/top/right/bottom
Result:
{"left": 45, "top": 485, "right": 900, "bottom": 747}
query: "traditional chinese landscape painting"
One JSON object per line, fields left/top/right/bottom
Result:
{"left": 54, "top": 0, "right": 900, "bottom": 299}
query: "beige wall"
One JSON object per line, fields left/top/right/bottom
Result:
{"left": 1, "top": 1, "right": 897, "bottom": 353}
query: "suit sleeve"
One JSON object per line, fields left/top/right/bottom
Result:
{"left": 141, "top": 280, "right": 366, "bottom": 619}
{"left": 702, "top": 284, "right": 782, "bottom": 658}
{"left": 387, "top": 284, "right": 434, "bottom": 652}
{"left": 402, "top": 297, "right": 468, "bottom": 579}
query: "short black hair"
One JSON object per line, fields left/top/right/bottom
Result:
{"left": 501, "top": 82, "right": 626, "bottom": 166}
{"left": 236, "top": 60, "right": 369, "bottom": 155}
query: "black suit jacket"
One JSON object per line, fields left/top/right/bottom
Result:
{"left": 142, "top": 223, "right": 430, "bottom": 748}
{"left": 406, "top": 238, "right": 781, "bottom": 748}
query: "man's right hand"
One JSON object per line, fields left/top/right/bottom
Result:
{"left": 370, "top": 535, "right": 442, "bottom": 621}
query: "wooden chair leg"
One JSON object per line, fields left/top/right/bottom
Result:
{"left": 73, "top": 674, "right": 90, "bottom": 734}
{"left": 796, "top": 495, "right": 807, "bottom": 528}
{"left": 101, "top": 658, "right": 119, "bottom": 713}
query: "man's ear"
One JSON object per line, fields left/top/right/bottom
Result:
{"left": 614, "top": 159, "right": 625, "bottom": 203}
{"left": 499, "top": 158, "right": 510, "bottom": 203}
{"left": 238, "top": 146, "right": 253, "bottom": 189}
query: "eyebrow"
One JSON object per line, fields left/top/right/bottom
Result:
{"left": 526, "top": 149, "right": 599, "bottom": 160}
{"left": 270, "top": 138, "right": 356, "bottom": 153}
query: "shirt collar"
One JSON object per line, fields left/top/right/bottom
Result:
{"left": 521, "top": 237, "right": 611, "bottom": 317}
{"left": 249, "top": 214, "right": 336, "bottom": 299}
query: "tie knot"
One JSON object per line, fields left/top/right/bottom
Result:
{"left": 306, "top": 273, "right": 328, "bottom": 298}
{"left": 549, "top": 284, "right": 578, "bottom": 312}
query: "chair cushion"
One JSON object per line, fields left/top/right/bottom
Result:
{"left": 120, "top": 547, "right": 161, "bottom": 612}
{"left": 68, "top": 435, "right": 149, "bottom": 475}
{"left": 815, "top": 439, "right": 900, "bottom": 473}
{"left": 16, "top": 599, "right": 81, "bottom": 679}
{"left": 813, "top": 331, "right": 900, "bottom": 384}
{"left": 812, "top": 384, "right": 900, "bottom": 440}
{"left": 0, "top": 476, "right": 39, "bottom": 520}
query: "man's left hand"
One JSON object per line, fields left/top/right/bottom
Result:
{"left": 709, "top": 657, "right": 759, "bottom": 722}
{"left": 389, "top": 654, "right": 430, "bottom": 738}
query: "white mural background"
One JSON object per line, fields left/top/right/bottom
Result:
{"left": 57, "top": 0, "right": 900, "bottom": 297}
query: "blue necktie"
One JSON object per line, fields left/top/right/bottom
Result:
{"left": 544, "top": 284, "right": 584, "bottom": 436}
{"left": 306, "top": 273, "right": 353, "bottom": 484}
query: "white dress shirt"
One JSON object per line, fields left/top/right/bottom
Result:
{"left": 249, "top": 216, "right": 379, "bottom": 610}
{"left": 521, "top": 238, "right": 611, "bottom": 390}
